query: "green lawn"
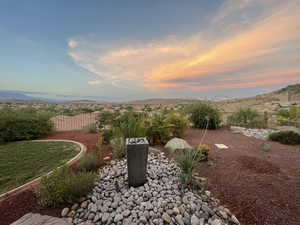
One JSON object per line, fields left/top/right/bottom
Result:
{"left": 0, "top": 141, "right": 79, "bottom": 194}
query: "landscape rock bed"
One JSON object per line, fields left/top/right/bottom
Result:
{"left": 64, "top": 152, "right": 240, "bottom": 225}
{"left": 230, "top": 126, "right": 274, "bottom": 140}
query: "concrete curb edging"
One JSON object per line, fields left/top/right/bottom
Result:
{"left": 0, "top": 139, "right": 87, "bottom": 201}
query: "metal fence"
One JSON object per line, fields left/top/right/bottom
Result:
{"left": 51, "top": 112, "right": 99, "bottom": 131}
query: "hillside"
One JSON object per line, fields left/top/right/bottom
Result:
{"left": 215, "top": 84, "right": 300, "bottom": 115}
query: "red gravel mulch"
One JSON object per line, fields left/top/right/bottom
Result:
{"left": 0, "top": 130, "right": 111, "bottom": 225}
{"left": 181, "top": 128, "right": 300, "bottom": 225}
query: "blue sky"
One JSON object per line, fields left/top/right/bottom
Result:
{"left": 0, "top": 0, "right": 300, "bottom": 101}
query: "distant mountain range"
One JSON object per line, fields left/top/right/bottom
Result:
{"left": 0, "top": 90, "right": 118, "bottom": 103}
{"left": 1, "top": 84, "right": 299, "bottom": 104}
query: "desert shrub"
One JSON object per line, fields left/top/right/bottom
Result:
{"left": 39, "top": 167, "right": 96, "bottom": 207}
{"left": 102, "top": 128, "right": 114, "bottom": 144}
{"left": 84, "top": 123, "right": 98, "bottom": 133}
{"left": 269, "top": 131, "right": 300, "bottom": 145}
{"left": 189, "top": 104, "right": 221, "bottom": 129}
{"left": 145, "top": 114, "right": 174, "bottom": 145}
{"left": 95, "top": 136, "right": 104, "bottom": 165}
{"left": 0, "top": 108, "right": 54, "bottom": 142}
{"left": 227, "top": 107, "right": 265, "bottom": 128}
{"left": 78, "top": 153, "right": 99, "bottom": 172}
{"left": 196, "top": 144, "right": 210, "bottom": 161}
{"left": 111, "top": 128, "right": 126, "bottom": 159}
{"left": 96, "top": 111, "right": 118, "bottom": 129}
{"left": 165, "top": 113, "right": 189, "bottom": 137}
{"left": 119, "top": 114, "right": 147, "bottom": 138}
{"left": 175, "top": 148, "right": 200, "bottom": 186}
{"left": 276, "top": 107, "right": 300, "bottom": 126}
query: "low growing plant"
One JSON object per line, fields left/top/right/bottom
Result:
{"left": 84, "top": 123, "right": 98, "bottom": 133}
{"left": 39, "top": 167, "right": 96, "bottom": 207}
{"left": 102, "top": 128, "right": 114, "bottom": 144}
{"left": 269, "top": 131, "right": 300, "bottom": 145}
{"left": 78, "top": 153, "right": 99, "bottom": 172}
{"left": 196, "top": 144, "right": 210, "bottom": 161}
{"left": 111, "top": 128, "right": 126, "bottom": 159}
{"left": 175, "top": 148, "right": 200, "bottom": 187}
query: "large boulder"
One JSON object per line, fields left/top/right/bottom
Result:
{"left": 164, "top": 138, "right": 192, "bottom": 154}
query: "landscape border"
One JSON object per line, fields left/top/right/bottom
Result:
{"left": 0, "top": 139, "right": 87, "bottom": 201}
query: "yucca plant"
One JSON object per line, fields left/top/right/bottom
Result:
{"left": 175, "top": 148, "right": 200, "bottom": 186}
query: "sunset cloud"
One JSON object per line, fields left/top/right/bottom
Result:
{"left": 68, "top": 0, "right": 300, "bottom": 93}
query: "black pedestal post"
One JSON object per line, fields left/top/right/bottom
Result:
{"left": 126, "top": 137, "right": 149, "bottom": 187}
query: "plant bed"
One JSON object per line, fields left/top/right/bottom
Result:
{"left": 0, "top": 141, "right": 78, "bottom": 195}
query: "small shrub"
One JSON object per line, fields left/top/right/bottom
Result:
{"left": 111, "top": 128, "right": 126, "bottom": 159}
{"left": 145, "top": 114, "right": 174, "bottom": 145}
{"left": 78, "top": 153, "right": 99, "bottom": 172}
{"left": 276, "top": 106, "right": 300, "bottom": 126}
{"left": 189, "top": 104, "right": 221, "bottom": 129}
{"left": 102, "top": 128, "right": 113, "bottom": 144}
{"left": 84, "top": 123, "right": 98, "bottom": 133}
{"left": 39, "top": 167, "right": 96, "bottom": 207}
{"left": 196, "top": 144, "right": 210, "bottom": 161}
{"left": 175, "top": 148, "right": 200, "bottom": 187}
{"left": 227, "top": 107, "right": 265, "bottom": 128}
{"left": 96, "top": 111, "right": 118, "bottom": 129}
{"left": 95, "top": 136, "right": 104, "bottom": 165}
{"left": 119, "top": 114, "right": 147, "bottom": 138}
{"left": 165, "top": 113, "right": 189, "bottom": 137}
{"left": 111, "top": 137, "right": 126, "bottom": 159}
{"left": 269, "top": 131, "right": 300, "bottom": 145}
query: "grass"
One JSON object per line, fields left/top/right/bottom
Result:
{"left": 0, "top": 141, "right": 78, "bottom": 194}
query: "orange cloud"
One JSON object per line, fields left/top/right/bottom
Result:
{"left": 158, "top": 69, "right": 300, "bottom": 91}
{"left": 68, "top": 0, "right": 300, "bottom": 92}
{"left": 146, "top": 2, "right": 300, "bottom": 87}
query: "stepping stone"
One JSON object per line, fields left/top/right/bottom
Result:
{"left": 215, "top": 144, "right": 229, "bottom": 149}
{"left": 11, "top": 213, "right": 71, "bottom": 225}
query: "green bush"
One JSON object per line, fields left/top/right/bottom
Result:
{"left": 145, "top": 114, "right": 174, "bottom": 145}
{"left": 276, "top": 106, "right": 300, "bottom": 126}
{"left": 189, "top": 104, "right": 221, "bottom": 129}
{"left": 78, "top": 153, "right": 100, "bottom": 172}
{"left": 269, "top": 131, "right": 300, "bottom": 145}
{"left": 119, "top": 114, "right": 147, "bottom": 138}
{"left": 102, "top": 128, "right": 114, "bottom": 144}
{"left": 111, "top": 128, "right": 126, "bottom": 159}
{"left": 39, "top": 167, "right": 96, "bottom": 207}
{"left": 96, "top": 111, "right": 118, "bottom": 129}
{"left": 0, "top": 108, "right": 54, "bottom": 142}
{"left": 227, "top": 107, "right": 265, "bottom": 128}
{"left": 175, "top": 148, "right": 200, "bottom": 187}
{"left": 165, "top": 113, "right": 189, "bottom": 137}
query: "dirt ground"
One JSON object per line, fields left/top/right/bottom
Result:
{"left": 1, "top": 129, "right": 299, "bottom": 225}
{"left": 182, "top": 128, "right": 300, "bottom": 225}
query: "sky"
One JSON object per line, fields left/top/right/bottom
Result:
{"left": 0, "top": 0, "right": 300, "bottom": 101}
